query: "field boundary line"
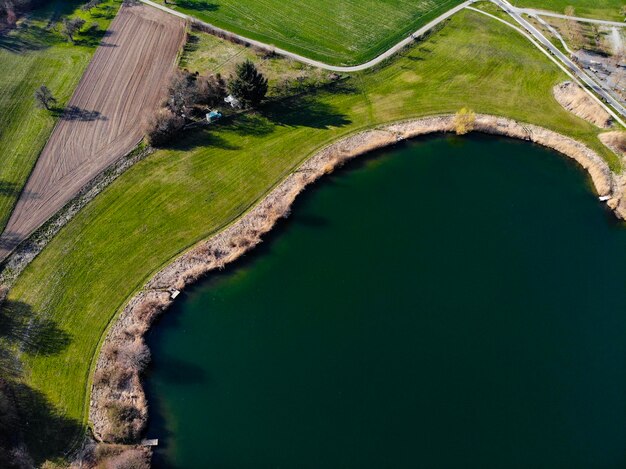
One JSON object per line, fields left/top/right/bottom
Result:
{"left": 139, "top": 0, "right": 475, "bottom": 72}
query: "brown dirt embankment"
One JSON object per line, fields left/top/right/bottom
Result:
{"left": 89, "top": 114, "right": 625, "bottom": 441}
{"left": 600, "top": 131, "right": 626, "bottom": 159}
{"left": 553, "top": 81, "right": 613, "bottom": 128}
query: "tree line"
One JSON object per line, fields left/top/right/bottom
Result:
{"left": 146, "top": 59, "right": 268, "bottom": 147}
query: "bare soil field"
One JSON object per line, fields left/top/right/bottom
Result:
{"left": 0, "top": 3, "right": 185, "bottom": 260}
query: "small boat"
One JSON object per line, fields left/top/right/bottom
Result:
{"left": 599, "top": 195, "right": 611, "bottom": 202}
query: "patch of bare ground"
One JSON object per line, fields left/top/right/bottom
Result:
{"left": 0, "top": 3, "right": 186, "bottom": 261}
{"left": 600, "top": 131, "right": 626, "bottom": 159}
{"left": 553, "top": 81, "right": 613, "bottom": 128}
{"left": 89, "top": 114, "right": 626, "bottom": 443}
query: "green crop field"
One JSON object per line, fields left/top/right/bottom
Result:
{"left": 156, "top": 0, "right": 465, "bottom": 66}
{"left": 4, "top": 8, "right": 621, "bottom": 464}
{"left": 0, "top": 0, "right": 120, "bottom": 234}
{"left": 514, "top": 0, "right": 625, "bottom": 21}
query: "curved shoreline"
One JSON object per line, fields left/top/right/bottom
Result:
{"left": 89, "top": 114, "right": 625, "bottom": 441}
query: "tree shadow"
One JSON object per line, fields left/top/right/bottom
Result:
{"left": 0, "top": 296, "right": 80, "bottom": 465}
{"left": 53, "top": 105, "right": 107, "bottom": 122}
{"left": 173, "top": 0, "right": 219, "bottom": 12}
{"left": 182, "top": 32, "right": 200, "bottom": 57}
{"left": 166, "top": 127, "right": 241, "bottom": 152}
{"left": 224, "top": 113, "right": 275, "bottom": 137}
{"left": 0, "top": 22, "right": 62, "bottom": 52}
{"left": 12, "top": 382, "right": 85, "bottom": 465}
{"left": 0, "top": 231, "right": 23, "bottom": 253}
{"left": 262, "top": 95, "right": 351, "bottom": 129}
{"left": 0, "top": 300, "right": 71, "bottom": 356}
{"left": 0, "top": 181, "right": 19, "bottom": 197}
{"left": 89, "top": 4, "right": 117, "bottom": 20}
{"left": 76, "top": 27, "right": 113, "bottom": 48}
{"left": 148, "top": 356, "right": 208, "bottom": 385}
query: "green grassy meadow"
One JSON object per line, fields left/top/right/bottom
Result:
{"left": 0, "top": 0, "right": 120, "bottom": 234}
{"left": 157, "top": 0, "right": 465, "bottom": 65}
{"left": 515, "top": 0, "right": 625, "bottom": 21}
{"left": 5, "top": 9, "right": 620, "bottom": 462}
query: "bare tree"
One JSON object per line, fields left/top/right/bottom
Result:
{"left": 34, "top": 85, "right": 56, "bottom": 111}
{"left": 61, "top": 17, "right": 86, "bottom": 44}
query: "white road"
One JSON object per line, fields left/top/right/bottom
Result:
{"left": 492, "top": 0, "right": 626, "bottom": 125}
{"left": 140, "top": 0, "right": 475, "bottom": 72}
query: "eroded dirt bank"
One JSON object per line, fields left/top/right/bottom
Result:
{"left": 90, "top": 114, "right": 626, "bottom": 441}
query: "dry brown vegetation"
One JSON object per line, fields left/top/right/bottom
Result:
{"left": 553, "top": 81, "right": 612, "bottom": 128}
{"left": 0, "top": 3, "right": 186, "bottom": 260}
{"left": 90, "top": 114, "right": 626, "bottom": 445}
{"left": 59, "top": 442, "right": 151, "bottom": 469}
{"left": 599, "top": 131, "right": 626, "bottom": 158}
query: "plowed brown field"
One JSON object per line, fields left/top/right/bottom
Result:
{"left": 0, "top": 3, "right": 185, "bottom": 259}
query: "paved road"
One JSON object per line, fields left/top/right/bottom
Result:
{"left": 467, "top": 4, "right": 624, "bottom": 128}
{"left": 140, "top": 0, "right": 474, "bottom": 72}
{"left": 493, "top": 0, "right": 626, "bottom": 125}
{"left": 517, "top": 8, "right": 626, "bottom": 27}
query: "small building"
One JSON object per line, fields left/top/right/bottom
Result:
{"left": 224, "top": 94, "right": 241, "bottom": 109}
{"left": 206, "top": 110, "right": 222, "bottom": 123}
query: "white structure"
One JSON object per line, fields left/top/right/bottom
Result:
{"left": 224, "top": 94, "right": 241, "bottom": 109}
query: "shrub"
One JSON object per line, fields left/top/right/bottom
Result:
{"left": 454, "top": 107, "right": 476, "bottom": 135}
{"left": 103, "top": 448, "right": 150, "bottom": 469}
{"left": 144, "top": 108, "right": 185, "bottom": 147}
{"left": 196, "top": 73, "right": 227, "bottom": 107}
{"left": 119, "top": 340, "right": 150, "bottom": 372}
{"left": 104, "top": 402, "right": 142, "bottom": 443}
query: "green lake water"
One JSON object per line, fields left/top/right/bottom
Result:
{"left": 145, "top": 135, "right": 626, "bottom": 468}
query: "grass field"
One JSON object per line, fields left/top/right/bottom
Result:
{"left": 0, "top": 0, "right": 120, "bottom": 235}
{"left": 515, "top": 0, "right": 625, "bottom": 21}
{"left": 156, "top": 0, "right": 465, "bottom": 65}
{"left": 5, "top": 9, "right": 621, "bottom": 464}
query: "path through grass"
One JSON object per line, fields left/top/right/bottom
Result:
{"left": 156, "top": 0, "right": 465, "bottom": 66}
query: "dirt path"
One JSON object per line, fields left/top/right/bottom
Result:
{"left": 140, "top": 0, "right": 475, "bottom": 72}
{"left": 0, "top": 3, "right": 186, "bottom": 260}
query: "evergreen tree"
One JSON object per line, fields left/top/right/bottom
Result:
{"left": 228, "top": 59, "right": 268, "bottom": 108}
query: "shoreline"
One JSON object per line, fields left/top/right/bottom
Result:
{"left": 89, "top": 113, "right": 625, "bottom": 441}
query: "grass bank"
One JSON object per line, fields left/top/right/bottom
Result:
{"left": 0, "top": 0, "right": 120, "bottom": 234}
{"left": 4, "top": 9, "right": 620, "bottom": 463}
{"left": 515, "top": 0, "right": 625, "bottom": 21}
{"left": 154, "top": 0, "right": 465, "bottom": 66}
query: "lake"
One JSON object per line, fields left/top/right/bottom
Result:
{"left": 145, "top": 134, "right": 626, "bottom": 468}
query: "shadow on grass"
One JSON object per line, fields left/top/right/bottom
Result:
{"left": 76, "top": 27, "right": 113, "bottom": 48}
{"left": 181, "top": 32, "right": 200, "bottom": 57}
{"left": 0, "top": 297, "right": 81, "bottom": 465}
{"left": 0, "top": 22, "right": 63, "bottom": 52}
{"left": 0, "top": 181, "right": 20, "bottom": 197}
{"left": 262, "top": 95, "right": 351, "bottom": 129}
{"left": 89, "top": 4, "right": 117, "bottom": 20}
{"left": 0, "top": 300, "right": 71, "bottom": 356}
{"left": 225, "top": 113, "right": 275, "bottom": 137}
{"left": 13, "top": 382, "right": 84, "bottom": 465}
{"left": 164, "top": 127, "right": 242, "bottom": 152}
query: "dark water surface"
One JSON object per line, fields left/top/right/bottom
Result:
{"left": 145, "top": 135, "right": 626, "bottom": 468}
